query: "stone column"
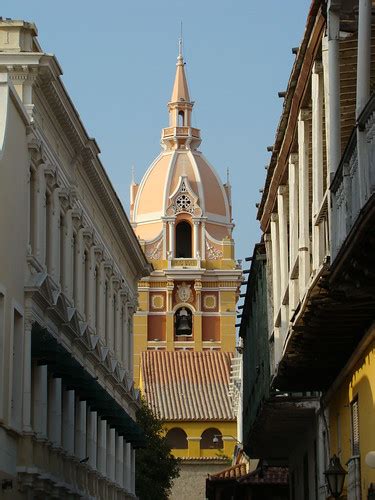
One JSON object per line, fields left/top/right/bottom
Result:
{"left": 193, "top": 220, "right": 199, "bottom": 258}
{"left": 288, "top": 154, "right": 299, "bottom": 313}
{"left": 48, "top": 188, "right": 61, "bottom": 282}
{"left": 97, "top": 417, "right": 107, "bottom": 475}
{"left": 168, "top": 221, "right": 175, "bottom": 258}
{"left": 86, "top": 246, "right": 96, "bottom": 328}
{"left": 62, "top": 209, "right": 74, "bottom": 301}
{"left": 201, "top": 221, "right": 206, "bottom": 260}
{"left": 127, "top": 303, "right": 135, "bottom": 377}
{"left": 277, "top": 186, "right": 289, "bottom": 296}
{"left": 122, "top": 294, "right": 129, "bottom": 367}
{"left": 124, "top": 442, "right": 132, "bottom": 492}
{"left": 312, "top": 61, "right": 325, "bottom": 270}
{"left": 162, "top": 221, "right": 167, "bottom": 259}
{"left": 33, "top": 165, "right": 47, "bottom": 266}
{"left": 166, "top": 280, "right": 174, "bottom": 350}
{"left": 115, "top": 289, "right": 123, "bottom": 360}
{"left": 298, "top": 109, "right": 311, "bottom": 299}
{"left": 74, "top": 228, "right": 85, "bottom": 314}
{"left": 75, "top": 399, "right": 87, "bottom": 460}
{"left": 106, "top": 277, "right": 115, "bottom": 350}
{"left": 115, "top": 433, "right": 124, "bottom": 486}
{"left": 62, "top": 389, "right": 75, "bottom": 455}
{"left": 270, "top": 213, "right": 280, "bottom": 317}
{"left": 22, "top": 320, "right": 32, "bottom": 432}
{"left": 107, "top": 426, "right": 116, "bottom": 482}
{"left": 97, "top": 262, "right": 106, "bottom": 341}
{"left": 131, "top": 447, "right": 135, "bottom": 494}
{"left": 48, "top": 376, "right": 62, "bottom": 447}
{"left": 86, "top": 408, "right": 97, "bottom": 470}
{"left": 32, "top": 363, "right": 48, "bottom": 438}
{"left": 327, "top": 2, "right": 341, "bottom": 176}
{"left": 357, "top": 0, "right": 372, "bottom": 203}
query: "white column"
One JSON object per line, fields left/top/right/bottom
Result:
{"left": 131, "top": 447, "right": 136, "bottom": 494}
{"left": 357, "top": 0, "right": 372, "bottom": 204}
{"left": 122, "top": 299, "right": 129, "bottom": 368}
{"left": 124, "top": 442, "right": 132, "bottom": 492}
{"left": 115, "top": 290, "right": 122, "bottom": 359}
{"left": 97, "top": 417, "right": 107, "bottom": 475}
{"left": 168, "top": 221, "right": 175, "bottom": 258}
{"left": 162, "top": 221, "right": 167, "bottom": 259}
{"left": 22, "top": 321, "right": 32, "bottom": 432}
{"left": 86, "top": 408, "right": 97, "bottom": 470}
{"left": 106, "top": 278, "right": 114, "bottom": 350}
{"left": 32, "top": 364, "right": 48, "bottom": 438}
{"left": 107, "top": 426, "right": 116, "bottom": 481}
{"left": 327, "top": 2, "right": 341, "bottom": 176}
{"left": 356, "top": 0, "right": 372, "bottom": 115}
{"left": 34, "top": 166, "right": 47, "bottom": 266}
{"left": 288, "top": 154, "right": 299, "bottom": 313}
{"left": 86, "top": 246, "right": 96, "bottom": 328}
{"left": 270, "top": 213, "right": 280, "bottom": 317}
{"left": 201, "top": 221, "right": 206, "bottom": 260}
{"left": 74, "top": 228, "right": 85, "bottom": 313}
{"left": 127, "top": 304, "right": 134, "bottom": 377}
{"left": 115, "top": 434, "right": 124, "bottom": 486}
{"left": 97, "top": 262, "right": 106, "bottom": 341}
{"left": 48, "top": 188, "right": 61, "bottom": 282}
{"left": 298, "top": 109, "right": 311, "bottom": 299}
{"left": 48, "top": 376, "right": 62, "bottom": 447}
{"left": 193, "top": 221, "right": 199, "bottom": 258}
{"left": 62, "top": 209, "right": 73, "bottom": 301}
{"left": 75, "top": 399, "right": 87, "bottom": 460}
{"left": 312, "top": 61, "right": 325, "bottom": 270}
{"left": 277, "top": 186, "right": 289, "bottom": 296}
{"left": 62, "top": 389, "right": 75, "bottom": 455}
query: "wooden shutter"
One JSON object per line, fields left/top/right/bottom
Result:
{"left": 351, "top": 398, "right": 360, "bottom": 456}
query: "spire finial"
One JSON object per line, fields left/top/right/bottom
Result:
{"left": 178, "top": 21, "right": 183, "bottom": 58}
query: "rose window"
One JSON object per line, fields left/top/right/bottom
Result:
{"left": 175, "top": 194, "right": 193, "bottom": 213}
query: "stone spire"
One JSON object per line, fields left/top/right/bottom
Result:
{"left": 170, "top": 37, "right": 190, "bottom": 103}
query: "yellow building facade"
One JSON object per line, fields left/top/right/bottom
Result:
{"left": 130, "top": 42, "right": 242, "bottom": 476}
{"left": 327, "top": 327, "right": 375, "bottom": 498}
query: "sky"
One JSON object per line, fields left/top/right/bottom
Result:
{"left": 2, "top": 0, "right": 311, "bottom": 262}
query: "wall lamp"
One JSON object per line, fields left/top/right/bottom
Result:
{"left": 324, "top": 455, "right": 347, "bottom": 498}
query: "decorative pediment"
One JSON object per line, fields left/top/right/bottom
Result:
{"left": 166, "top": 175, "right": 202, "bottom": 217}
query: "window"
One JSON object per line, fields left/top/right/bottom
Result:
{"left": 351, "top": 398, "right": 360, "bottom": 456}
{"left": 201, "top": 428, "right": 222, "bottom": 449}
{"left": 175, "top": 221, "right": 192, "bottom": 258}
{"left": 165, "top": 428, "right": 188, "bottom": 449}
{"left": 178, "top": 111, "right": 184, "bottom": 126}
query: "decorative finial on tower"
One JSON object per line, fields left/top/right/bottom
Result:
{"left": 178, "top": 21, "right": 183, "bottom": 58}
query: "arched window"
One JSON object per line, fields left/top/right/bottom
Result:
{"left": 200, "top": 428, "right": 223, "bottom": 449}
{"left": 178, "top": 111, "right": 184, "bottom": 126}
{"left": 176, "top": 221, "right": 192, "bottom": 258}
{"left": 165, "top": 428, "right": 188, "bottom": 449}
{"left": 174, "top": 307, "right": 192, "bottom": 337}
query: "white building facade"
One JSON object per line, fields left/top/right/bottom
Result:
{"left": 0, "top": 20, "right": 150, "bottom": 499}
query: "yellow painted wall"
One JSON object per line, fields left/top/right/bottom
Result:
{"left": 328, "top": 337, "right": 375, "bottom": 498}
{"left": 163, "top": 421, "right": 237, "bottom": 459}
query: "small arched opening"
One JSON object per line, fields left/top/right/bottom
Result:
{"left": 200, "top": 428, "right": 223, "bottom": 449}
{"left": 176, "top": 221, "right": 192, "bottom": 258}
{"left": 165, "top": 427, "right": 188, "bottom": 449}
{"left": 174, "top": 307, "right": 193, "bottom": 337}
{"left": 178, "top": 110, "right": 185, "bottom": 126}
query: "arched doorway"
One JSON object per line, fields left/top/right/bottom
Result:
{"left": 176, "top": 221, "right": 192, "bottom": 258}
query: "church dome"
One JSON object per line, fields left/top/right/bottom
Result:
{"left": 130, "top": 44, "right": 234, "bottom": 260}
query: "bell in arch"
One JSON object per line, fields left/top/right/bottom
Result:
{"left": 175, "top": 307, "right": 192, "bottom": 336}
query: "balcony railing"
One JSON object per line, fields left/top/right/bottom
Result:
{"left": 162, "top": 127, "right": 200, "bottom": 139}
{"left": 331, "top": 94, "right": 375, "bottom": 260}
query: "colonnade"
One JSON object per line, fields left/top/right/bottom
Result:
{"left": 29, "top": 162, "right": 135, "bottom": 373}
{"left": 32, "top": 363, "right": 135, "bottom": 494}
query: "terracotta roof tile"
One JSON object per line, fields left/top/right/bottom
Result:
{"left": 141, "top": 350, "right": 235, "bottom": 421}
{"left": 239, "top": 466, "right": 289, "bottom": 485}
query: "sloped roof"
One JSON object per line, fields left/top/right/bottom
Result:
{"left": 141, "top": 350, "right": 235, "bottom": 421}
{"left": 239, "top": 466, "right": 289, "bottom": 485}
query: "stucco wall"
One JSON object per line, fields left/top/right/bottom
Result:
{"left": 170, "top": 462, "right": 230, "bottom": 500}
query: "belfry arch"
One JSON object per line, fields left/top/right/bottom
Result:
{"left": 175, "top": 220, "right": 192, "bottom": 258}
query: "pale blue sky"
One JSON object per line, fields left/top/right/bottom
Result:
{"left": 3, "top": 0, "right": 311, "bottom": 261}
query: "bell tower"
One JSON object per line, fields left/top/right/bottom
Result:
{"left": 131, "top": 41, "right": 242, "bottom": 384}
